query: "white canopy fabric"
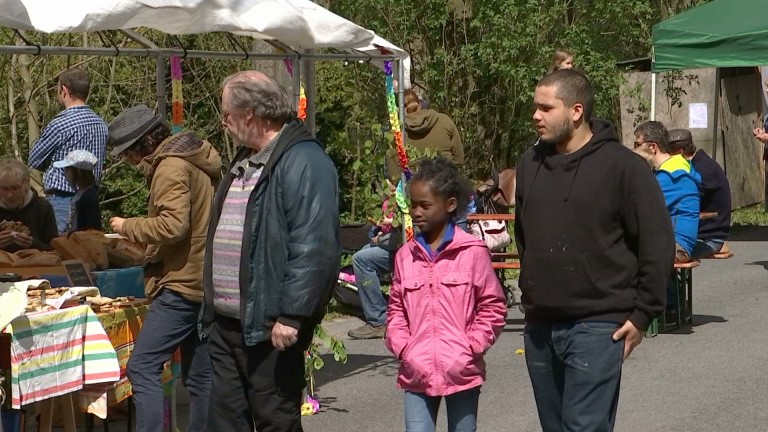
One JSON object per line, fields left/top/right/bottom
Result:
{"left": 0, "top": 0, "right": 411, "bottom": 85}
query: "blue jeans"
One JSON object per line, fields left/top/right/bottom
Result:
{"left": 404, "top": 387, "right": 480, "bottom": 432}
{"left": 524, "top": 321, "right": 624, "bottom": 432}
{"left": 352, "top": 244, "right": 393, "bottom": 326}
{"left": 691, "top": 238, "right": 725, "bottom": 260}
{"left": 46, "top": 192, "right": 74, "bottom": 234}
{"left": 127, "top": 289, "right": 212, "bottom": 432}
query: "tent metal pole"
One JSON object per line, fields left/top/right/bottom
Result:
{"left": 155, "top": 55, "right": 167, "bottom": 121}
{"left": 650, "top": 72, "right": 656, "bottom": 121}
{"left": 0, "top": 44, "right": 400, "bottom": 62}
{"left": 302, "top": 49, "right": 316, "bottom": 136}
{"left": 292, "top": 54, "right": 301, "bottom": 113}
{"left": 118, "top": 30, "right": 168, "bottom": 120}
{"left": 712, "top": 68, "right": 721, "bottom": 165}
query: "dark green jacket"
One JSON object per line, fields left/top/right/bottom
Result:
{"left": 201, "top": 121, "right": 340, "bottom": 348}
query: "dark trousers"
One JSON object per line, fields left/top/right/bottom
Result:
{"left": 206, "top": 316, "right": 306, "bottom": 432}
{"left": 127, "top": 289, "right": 212, "bottom": 432}
{"left": 524, "top": 321, "right": 624, "bottom": 432}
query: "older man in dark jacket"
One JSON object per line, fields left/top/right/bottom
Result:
{"left": 201, "top": 70, "right": 340, "bottom": 432}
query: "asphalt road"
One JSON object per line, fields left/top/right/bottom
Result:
{"left": 304, "top": 228, "right": 768, "bottom": 432}
{"left": 50, "top": 228, "right": 768, "bottom": 431}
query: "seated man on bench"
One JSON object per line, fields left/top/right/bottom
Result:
{"left": 635, "top": 122, "right": 701, "bottom": 324}
{"left": 634, "top": 121, "right": 701, "bottom": 262}
{"left": 671, "top": 129, "right": 732, "bottom": 259}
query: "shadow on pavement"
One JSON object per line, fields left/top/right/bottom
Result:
{"left": 664, "top": 314, "right": 727, "bottom": 335}
{"left": 316, "top": 396, "right": 348, "bottom": 413}
{"left": 746, "top": 261, "right": 768, "bottom": 271}
{"left": 314, "top": 353, "right": 397, "bottom": 387}
{"left": 503, "top": 318, "right": 524, "bottom": 333}
{"left": 691, "top": 314, "right": 727, "bottom": 327}
{"left": 731, "top": 226, "right": 768, "bottom": 241}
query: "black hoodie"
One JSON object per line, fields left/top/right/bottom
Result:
{"left": 514, "top": 119, "right": 675, "bottom": 330}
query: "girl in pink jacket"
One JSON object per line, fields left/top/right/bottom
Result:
{"left": 386, "top": 157, "right": 507, "bottom": 432}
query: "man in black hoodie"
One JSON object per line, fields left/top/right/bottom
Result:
{"left": 515, "top": 69, "right": 674, "bottom": 431}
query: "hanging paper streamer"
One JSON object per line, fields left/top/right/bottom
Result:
{"left": 395, "top": 181, "right": 414, "bottom": 241}
{"left": 283, "top": 59, "right": 307, "bottom": 121}
{"left": 384, "top": 61, "right": 410, "bottom": 180}
{"left": 170, "top": 56, "right": 184, "bottom": 134}
{"left": 384, "top": 61, "right": 413, "bottom": 241}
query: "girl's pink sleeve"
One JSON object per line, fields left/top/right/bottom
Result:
{"left": 385, "top": 254, "right": 410, "bottom": 359}
{"left": 467, "top": 248, "right": 507, "bottom": 355}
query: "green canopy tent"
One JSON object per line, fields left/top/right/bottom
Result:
{"left": 652, "top": 0, "right": 768, "bottom": 72}
{"left": 650, "top": 0, "right": 768, "bottom": 121}
{"left": 649, "top": 0, "right": 767, "bottom": 207}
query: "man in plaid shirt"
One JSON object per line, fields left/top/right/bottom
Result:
{"left": 28, "top": 68, "right": 108, "bottom": 233}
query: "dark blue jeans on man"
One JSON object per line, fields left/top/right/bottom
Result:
{"left": 352, "top": 244, "right": 394, "bottom": 326}
{"left": 524, "top": 321, "right": 624, "bottom": 432}
{"left": 127, "top": 289, "right": 212, "bottom": 432}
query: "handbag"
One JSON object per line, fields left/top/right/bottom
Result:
{"left": 469, "top": 218, "right": 511, "bottom": 251}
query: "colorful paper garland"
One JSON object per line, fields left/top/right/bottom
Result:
{"left": 283, "top": 59, "right": 307, "bottom": 121}
{"left": 170, "top": 56, "right": 184, "bottom": 134}
{"left": 384, "top": 61, "right": 414, "bottom": 241}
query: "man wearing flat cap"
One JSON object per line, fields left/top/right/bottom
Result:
{"left": 108, "top": 104, "right": 222, "bottom": 432}
{"left": 670, "top": 128, "right": 732, "bottom": 259}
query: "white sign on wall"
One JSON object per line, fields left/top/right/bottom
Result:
{"left": 689, "top": 103, "right": 708, "bottom": 129}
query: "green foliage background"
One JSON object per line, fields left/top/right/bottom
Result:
{"left": 0, "top": 0, "right": 710, "bottom": 225}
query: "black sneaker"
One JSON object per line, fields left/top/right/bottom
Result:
{"left": 348, "top": 323, "right": 386, "bottom": 340}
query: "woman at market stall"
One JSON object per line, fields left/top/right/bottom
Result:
{"left": 0, "top": 158, "right": 58, "bottom": 253}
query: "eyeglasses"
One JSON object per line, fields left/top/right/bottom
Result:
{"left": 633, "top": 140, "right": 656, "bottom": 149}
{"left": 0, "top": 183, "right": 24, "bottom": 193}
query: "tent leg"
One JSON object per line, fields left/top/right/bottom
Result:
{"left": 302, "top": 49, "right": 316, "bottom": 137}
{"left": 292, "top": 55, "right": 301, "bottom": 113}
{"left": 156, "top": 54, "right": 167, "bottom": 121}
{"left": 650, "top": 72, "right": 656, "bottom": 121}
{"left": 712, "top": 68, "right": 721, "bottom": 165}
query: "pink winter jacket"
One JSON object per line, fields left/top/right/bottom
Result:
{"left": 385, "top": 229, "right": 507, "bottom": 396}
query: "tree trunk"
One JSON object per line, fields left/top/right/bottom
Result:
{"left": 7, "top": 55, "right": 19, "bottom": 160}
{"left": 16, "top": 31, "right": 41, "bottom": 147}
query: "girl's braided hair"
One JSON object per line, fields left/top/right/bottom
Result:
{"left": 412, "top": 156, "right": 473, "bottom": 219}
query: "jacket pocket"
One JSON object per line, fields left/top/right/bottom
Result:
{"left": 520, "top": 252, "right": 602, "bottom": 315}
{"left": 441, "top": 272, "right": 472, "bottom": 289}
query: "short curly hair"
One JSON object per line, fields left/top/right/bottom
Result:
{"left": 412, "top": 156, "right": 473, "bottom": 219}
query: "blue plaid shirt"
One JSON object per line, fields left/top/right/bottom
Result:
{"left": 28, "top": 105, "right": 108, "bottom": 194}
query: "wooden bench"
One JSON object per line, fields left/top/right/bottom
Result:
{"left": 646, "top": 260, "right": 699, "bottom": 337}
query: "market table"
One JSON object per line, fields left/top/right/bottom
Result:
{"left": 2, "top": 305, "right": 121, "bottom": 432}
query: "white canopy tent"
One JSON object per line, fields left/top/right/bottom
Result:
{"left": 0, "top": 0, "right": 412, "bottom": 131}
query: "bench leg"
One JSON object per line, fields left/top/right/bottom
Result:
{"left": 686, "top": 269, "right": 693, "bottom": 324}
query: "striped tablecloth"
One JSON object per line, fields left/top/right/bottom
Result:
{"left": 3, "top": 305, "right": 121, "bottom": 409}
{"left": 80, "top": 304, "right": 181, "bottom": 419}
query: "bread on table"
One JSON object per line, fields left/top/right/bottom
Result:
{"left": 13, "top": 252, "right": 61, "bottom": 267}
{"left": 0, "top": 220, "right": 31, "bottom": 236}
{"left": 51, "top": 237, "right": 94, "bottom": 268}
{"left": 106, "top": 247, "right": 138, "bottom": 268}
{"left": 115, "top": 239, "right": 146, "bottom": 265}
{"left": 70, "top": 231, "right": 109, "bottom": 270}
{"left": 0, "top": 250, "right": 16, "bottom": 267}
{"left": 14, "top": 249, "right": 40, "bottom": 259}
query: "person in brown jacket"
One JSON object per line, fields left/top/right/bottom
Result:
{"left": 108, "top": 104, "right": 222, "bottom": 432}
{"left": 387, "top": 89, "right": 464, "bottom": 180}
